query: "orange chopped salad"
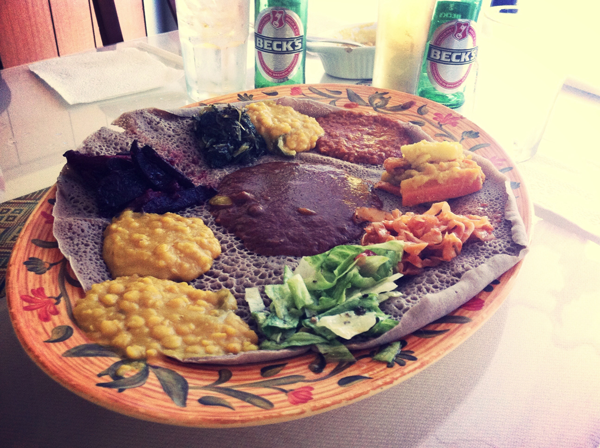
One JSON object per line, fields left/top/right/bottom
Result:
{"left": 356, "top": 202, "right": 494, "bottom": 275}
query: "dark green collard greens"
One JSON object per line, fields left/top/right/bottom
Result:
{"left": 194, "top": 104, "right": 268, "bottom": 168}
{"left": 245, "top": 241, "right": 405, "bottom": 362}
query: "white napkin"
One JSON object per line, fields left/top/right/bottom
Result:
{"left": 29, "top": 47, "right": 183, "bottom": 105}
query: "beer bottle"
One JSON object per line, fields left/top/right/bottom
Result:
{"left": 254, "top": 0, "right": 308, "bottom": 88}
{"left": 417, "top": 0, "right": 483, "bottom": 108}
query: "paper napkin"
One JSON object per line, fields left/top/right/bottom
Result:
{"left": 29, "top": 47, "right": 183, "bottom": 105}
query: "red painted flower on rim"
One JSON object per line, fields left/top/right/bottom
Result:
{"left": 461, "top": 297, "right": 485, "bottom": 311}
{"left": 290, "top": 86, "right": 303, "bottom": 96}
{"left": 433, "top": 112, "right": 461, "bottom": 127}
{"left": 41, "top": 211, "right": 54, "bottom": 224}
{"left": 487, "top": 155, "right": 508, "bottom": 168}
{"left": 21, "top": 287, "right": 59, "bottom": 322}
{"left": 287, "top": 386, "right": 314, "bottom": 405}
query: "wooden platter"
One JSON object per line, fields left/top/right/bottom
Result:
{"left": 6, "top": 84, "right": 532, "bottom": 427}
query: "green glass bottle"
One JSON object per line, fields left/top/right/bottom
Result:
{"left": 254, "top": 0, "right": 308, "bottom": 88}
{"left": 417, "top": 0, "right": 483, "bottom": 108}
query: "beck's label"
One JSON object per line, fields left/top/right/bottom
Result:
{"left": 255, "top": 35, "right": 303, "bottom": 54}
{"left": 426, "top": 20, "right": 478, "bottom": 93}
{"left": 255, "top": 7, "right": 304, "bottom": 83}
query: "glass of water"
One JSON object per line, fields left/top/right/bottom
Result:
{"left": 176, "top": 0, "right": 250, "bottom": 101}
{"left": 473, "top": 7, "right": 565, "bottom": 163}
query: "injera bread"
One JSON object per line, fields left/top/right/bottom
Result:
{"left": 53, "top": 97, "right": 529, "bottom": 364}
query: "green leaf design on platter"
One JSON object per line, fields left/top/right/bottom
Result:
{"left": 308, "top": 353, "right": 327, "bottom": 374}
{"left": 23, "top": 257, "right": 51, "bottom": 274}
{"left": 233, "top": 375, "right": 306, "bottom": 389}
{"left": 96, "top": 360, "right": 149, "bottom": 393}
{"left": 468, "top": 143, "right": 491, "bottom": 152}
{"left": 262, "top": 91, "right": 279, "bottom": 96}
{"left": 417, "top": 104, "right": 429, "bottom": 115}
{"left": 409, "top": 120, "right": 426, "bottom": 127}
{"left": 44, "top": 325, "right": 73, "bottom": 343}
{"left": 368, "top": 92, "right": 390, "bottom": 109}
{"left": 396, "top": 352, "right": 417, "bottom": 362}
{"left": 64, "top": 270, "right": 82, "bottom": 288}
{"left": 346, "top": 89, "right": 368, "bottom": 106}
{"left": 499, "top": 167, "right": 513, "bottom": 173}
{"left": 209, "top": 369, "right": 233, "bottom": 386}
{"left": 329, "top": 99, "right": 338, "bottom": 106}
{"left": 150, "top": 366, "right": 189, "bottom": 407}
{"left": 63, "top": 343, "right": 121, "bottom": 358}
{"left": 98, "top": 360, "right": 142, "bottom": 380}
{"left": 412, "top": 328, "right": 451, "bottom": 338}
{"left": 431, "top": 315, "right": 472, "bottom": 325}
{"left": 31, "top": 239, "right": 59, "bottom": 249}
{"left": 328, "top": 361, "right": 355, "bottom": 377}
{"left": 308, "top": 86, "right": 338, "bottom": 98}
{"left": 382, "top": 100, "right": 415, "bottom": 112}
{"left": 237, "top": 93, "right": 254, "bottom": 101}
{"left": 337, "top": 375, "right": 371, "bottom": 387}
{"left": 96, "top": 364, "right": 149, "bottom": 391}
{"left": 461, "top": 130, "right": 480, "bottom": 140}
{"left": 326, "top": 89, "right": 343, "bottom": 95}
{"left": 510, "top": 181, "right": 521, "bottom": 190}
{"left": 202, "top": 386, "right": 274, "bottom": 410}
{"left": 198, "top": 396, "right": 235, "bottom": 410}
{"left": 260, "top": 363, "right": 288, "bottom": 378}
{"left": 57, "top": 258, "right": 76, "bottom": 324}
{"left": 303, "top": 360, "right": 356, "bottom": 384}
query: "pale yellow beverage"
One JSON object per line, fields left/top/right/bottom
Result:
{"left": 372, "top": 0, "right": 436, "bottom": 94}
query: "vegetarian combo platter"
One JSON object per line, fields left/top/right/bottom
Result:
{"left": 7, "top": 84, "right": 531, "bottom": 427}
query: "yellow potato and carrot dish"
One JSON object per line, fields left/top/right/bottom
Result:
{"left": 376, "top": 140, "right": 486, "bottom": 207}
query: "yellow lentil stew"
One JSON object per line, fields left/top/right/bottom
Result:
{"left": 103, "top": 210, "right": 221, "bottom": 282}
{"left": 73, "top": 275, "right": 259, "bottom": 360}
{"left": 245, "top": 100, "right": 324, "bottom": 156}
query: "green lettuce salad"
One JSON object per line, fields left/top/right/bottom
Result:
{"left": 244, "top": 241, "right": 404, "bottom": 362}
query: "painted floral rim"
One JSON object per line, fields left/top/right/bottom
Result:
{"left": 7, "top": 84, "right": 531, "bottom": 428}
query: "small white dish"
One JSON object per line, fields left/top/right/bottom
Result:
{"left": 307, "top": 22, "right": 376, "bottom": 80}
{"left": 307, "top": 44, "right": 375, "bottom": 79}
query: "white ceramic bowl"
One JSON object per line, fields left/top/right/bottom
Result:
{"left": 307, "top": 22, "right": 376, "bottom": 80}
{"left": 307, "top": 43, "right": 375, "bottom": 80}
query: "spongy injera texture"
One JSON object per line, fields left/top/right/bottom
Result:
{"left": 53, "top": 99, "right": 527, "bottom": 349}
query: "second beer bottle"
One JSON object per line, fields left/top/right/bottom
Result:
{"left": 417, "top": 0, "right": 483, "bottom": 109}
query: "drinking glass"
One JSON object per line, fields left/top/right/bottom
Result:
{"left": 176, "top": 0, "right": 250, "bottom": 101}
{"left": 472, "top": 11, "right": 564, "bottom": 163}
{"left": 372, "top": 0, "right": 436, "bottom": 94}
